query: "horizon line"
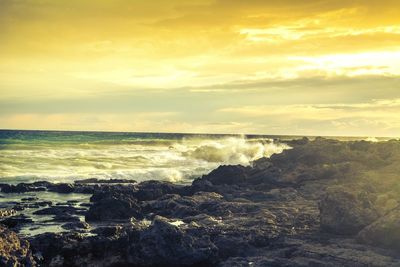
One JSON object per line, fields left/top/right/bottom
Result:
{"left": 0, "top": 128, "right": 397, "bottom": 140}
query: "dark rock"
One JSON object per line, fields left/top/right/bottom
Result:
{"left": 1, "top": 215, "right": 33, "bottom": 229}
{"left": 86, "top": 194, "right": 142, "bottom": 221}
{"left": 51, "top": 214, "right": 81, "bottom": 223}
{"left": 74, "top": 178, "right": 137, "bottom": 184}
{"left": 79, "top": 203, "right": 92, "bottom": 207}
{"left": 0, "top": 183, "right": 46, "bottom": 193}
{"left": 219, "top": 237, "right": 400, "bottom": 267}
{"left": 286, "top": 136, "right": 310, "bottom": 146}
{"left": 201, "top": 165, "right": 250, "bottom": 185}
{"left": 21, "top": 197, "right": 39, "bottom": 201}
{"left": 36, "top": 201, "right": 53, "bottom": 207}
{"left": 357, "top": 206, "right": 400, "bottom": 252}
{"left": 128, "top": 215, "right": 218, "bottom": 266}
{"left": 48, "top": 183, "right": 75, "bottom": 193}
{"left": 319, "top": 186, "right": 380, "bottom": 235}
{"left": 33, "top": 206, "right": 86, "bottom": 216}
{"left": 143, "top": 191, "right": 224, "bottom": 218}
{"left": 61, "top": 221, "right": 90, "bottom": 231}
{"left": 91, "top": 225, "right": 125, "bottom": 237}
{"left": 66, "top": 200, "right": 80, "bottom": 204}
{"left": 134, "top": 180, "right": 187, "bottom": 201}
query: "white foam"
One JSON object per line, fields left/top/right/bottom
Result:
{"left": 0, "top": 136, "right": 289, "bottom": 184}
{"left": 183, "top": 137, "right": 289, "bottom": 166}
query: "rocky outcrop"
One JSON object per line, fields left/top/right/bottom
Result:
{"left": 319, "top": 186, "right": 380, "bottom": 235}
{"left": 2, "top": 138, "right": 400, "bottom": 266}
{"left": 130, "top": 216, "right": 218, "bottom": 266}
{"left": 48, "top": 183, "right": 74, "bottom": 194}
{"left": 0, "top": 225, "right": 35, "bottom": 266}
{"left": 358, "top": 206, "right": 400, "bottom": 252}
{"left": 200, "top": 165, "right": 250, "bottom": 185}
{"left": 29, "top": 216, "right": 218, "bottom": 267}
{"left": 86, "top": 193, "right": 142, "bottom": 221}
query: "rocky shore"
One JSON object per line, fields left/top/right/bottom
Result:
{"left": 1, "top": 137, "right": 400, "bottom": 266}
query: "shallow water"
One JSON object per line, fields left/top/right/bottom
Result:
{"left": 0, "top": 190, "right": 91, "bottom": 236}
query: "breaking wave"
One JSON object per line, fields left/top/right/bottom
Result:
{"left": 182, "top": 137, "right": 289, "bottom": 165}
{"left": 0, "top": 133, "right": 289, "bottom": 184}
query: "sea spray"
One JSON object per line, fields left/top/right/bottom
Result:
{"left": 0, "top": 131, "right": 290, "bottom": 184}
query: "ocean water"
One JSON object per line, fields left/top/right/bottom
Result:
{"left": 0, "top": 130, "right": 291, "bottom": 185}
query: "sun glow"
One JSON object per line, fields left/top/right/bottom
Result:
{"left": 1, "top": 0, "right": 400, "bottom": 136}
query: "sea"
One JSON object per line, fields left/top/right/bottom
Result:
{"left": 0, "top": 130, "right": 295, "bottom": 185}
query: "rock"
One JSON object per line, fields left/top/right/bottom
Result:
{"left": 1, "top": 215, "right": 33, "bottom": 229}
{"left": 219, "top": 237, "right": 400, "bottom": 267}
{"left": 91, "top": 225, "right": 125, "bottom": 237}
{"left": 74, "top": 178, "right": 137, "bottom": 184}
{"left": 0, "top": 225, "right": 35, "bottom": 266}
{"left": 134, "top": 180, "right": 187, "bottom": 201}
{"left": 21, "top": 197, "right": 39, "bottom": 202}
{"left": 129, "top": 216, "right": 218, "bottom": 266}
{"left": 319, "top": 186, "right": 380, "bottom": 235}
{"left": 61, "top": 221, "right": 90, "bottom": 231}
{"left": 201, "top": 165, "right": 250, "bottom": 185}
{"left": 357, "top": 206, "right": 400, "bottom": 252}
{"left": 86, "top": 194, "right": 142, "bottom": 221}
{"left": 48, "top": 183, "right": 74, "bottom": 194}
{"left": 51, "top": 214, "right": 81, "bottom": 223}
{"left": 33, "top": 206, "right": 86, "bottom": 216}
{"left": 0, "top": 209, "right": 17, "bottom": 218}
{"left": 143, "top": 191, "right": 225, "bottom": 218}
{"left": 28, "top": 232, "right": 88, "bottom": 266}
{"left": 0, "top": 183, "right": 46, "bottom": 193}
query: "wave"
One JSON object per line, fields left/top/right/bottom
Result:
{"left": 0, "top": 135, "right": 289, "bottom": 184}
{"left": 182, "top": 137, "right": 289, "bottom": 165}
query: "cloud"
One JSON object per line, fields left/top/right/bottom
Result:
{"left": 218, "top": 98, "right": 400, "bottom": 118}
{"left": 1, "top": 0, "right": 400, "bottom": 136}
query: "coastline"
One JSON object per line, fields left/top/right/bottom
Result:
{"left": 1, "top": 137, "right": 400, "bottom": 266}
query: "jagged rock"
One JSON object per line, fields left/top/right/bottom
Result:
{"left": 133, "top": 180, "right": 187, "bottom": 201}
{"left": 143, "top": 191, "right": 224, "bottom": 218}
{"left": 74, "top": 178, "right": 137, "bottom": 184}
{"left": 357, "top": 206, "right": 400, "bottom": 252}
{"left": 0, "top": 183, "right": 46, "bottom": 193}
{"left": 219, "top": 238, "right": 400, "bottom": 267}
{"left": 201, "top": 165, "right": 250, "bottom": 185}
{"left": 128, "top": 216, "right": 218, "bottom": 266}
{"left": 48, "top": 183, "right": 74, "bottom": 194}
{"left": 61, "top": 221, "right": 90, "bottom": 231}
{"left": 33, "top": 206, "right": 86, "bottom": 216}
{"left": 1, "top": 215, "right": 33, "bottom": 229}
{"left": 86, "top": 194, "right": 142, "bottom": 221}
{"left": 0, "top": 225, "right": 35, "bottom": 266}
{"left": 319, "top": 186, "right": 380, "bottom": 235}
{"left": 21, "top": 197, "right": 39, "bottom": 202}
{"left": 0, "top": 209, "right": 16, "bottom": 218}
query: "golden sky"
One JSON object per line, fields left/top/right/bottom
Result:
{"left": 1, "top": 0, "right": 400, "bottom": 136}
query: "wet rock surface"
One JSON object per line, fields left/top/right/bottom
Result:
{"left": 1, "top": 138, "right": 400, "bottom": 266}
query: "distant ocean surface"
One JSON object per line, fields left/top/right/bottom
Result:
{"left": 0, "top": 130, "right": 296, "bottom": 184}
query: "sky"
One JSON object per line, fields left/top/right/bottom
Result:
{"left": 1, "top": 0, "right": 400, "bottom": 137}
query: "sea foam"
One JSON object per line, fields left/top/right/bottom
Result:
{"left": 0, "top": 132, "right": 289, "bottom": 184}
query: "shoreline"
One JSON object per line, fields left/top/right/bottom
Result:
{"left": 1, "top": 137, "right": 400, "bottom": 266}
